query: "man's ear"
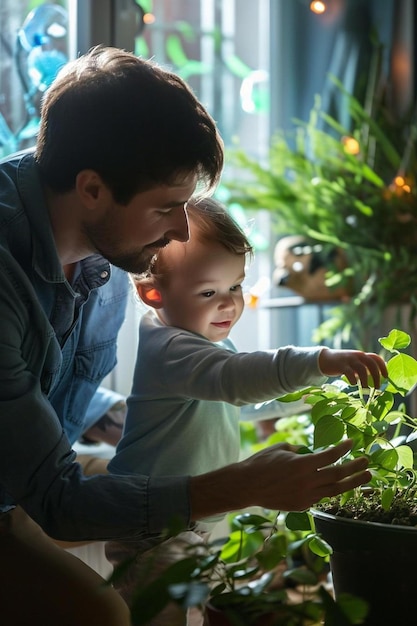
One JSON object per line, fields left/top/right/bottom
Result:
{"left": 136, "top": 280, "right": 164, "bottom": 309}
{"left": 76, "top": 169, "right": 111, "bottom": 210}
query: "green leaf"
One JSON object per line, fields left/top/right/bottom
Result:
{"left": 379, "top": 329, "right": 411, "bottom": 352}
{"left": 311, "top": 395, "right": 349, "bottom": 420}
{"left": 165, "top": 35, "right": 189, "bottom": 67}
{"left": 339, "top": 489, "right": 354, "bottom": 506}
{"left": 285, "top": 511, "right": 313, "bottom": 531}
{"left": 177, "top": 60, "right": 212, "bottom": 80}
{"left": 381, "top": 487, "right": 395, "bottom": 510}
{"left": 335, "top": 591, "right": 370, "bottom": 623}
{"left": 308, "top": 534, "right": 333, "bottom": 557}
{"left": 256, "top": 534, "right": 287, "bottom": 569}
{"left": 396, "top": 444, "right": 414, "bottom": 469}
{"left": 220, "top": 530, "right": 264, "bottom": 563}
{"left": 231, "top": 565, "right": 260, "bottom": 581}
{"left": 136, "top": 0, "right": 152, "bottom": 12}
{"left": 370, "top": 391, "right": 394, "bottom": 420}
{"left": 174, "top": 20, "right": 197, "bottom": 40}
{"left": 314, "top": 414, "right": 345, "bottom": 448}
{"left": 371, "top": 447, "right": 398, "bottom": 470}
{"left": 231, "top": 513, "right": 272, "bottom": 529}
{"left": 284, "top": 566, "right": 318, "bottom": 585}
{"left": 346, "top": 406, "right": 368, "bottom": 428}
{"left": 277, "top": 386, "right": 317, "bottom": 402}
{"left": 385, "top": 353, "right": 417, "bottom": 395}
{"left": 340, "top": 405, "right": 358, "bottom": 421}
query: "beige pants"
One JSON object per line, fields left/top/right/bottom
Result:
{"left": 0, "top": 506, "right": 131, "bottom": 626}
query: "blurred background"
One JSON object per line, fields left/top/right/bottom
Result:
{"left": 1, "top": 0, "right": 415, "bottom": 396}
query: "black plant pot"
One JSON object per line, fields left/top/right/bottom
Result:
{"left": 313, "top": 509, "right": 417, "bottom": 626}
{"left": 204, "top": 602, "right": 277, "bottom": 626}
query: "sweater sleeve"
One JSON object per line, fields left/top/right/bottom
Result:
{"left": 139, "top": 318, "right": 326, "bottom": 407}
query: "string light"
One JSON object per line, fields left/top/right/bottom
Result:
{"left": 342, "top": 136, "right": 360, "bottom": 155}
{"left": 391, "top": 175, "right": 412, "bottom": 193}
{"left": 310, "top": 1, "right": 327, "bottom": 14}
{"left": 143, "top": 12, "right": 155, "bottom": 25}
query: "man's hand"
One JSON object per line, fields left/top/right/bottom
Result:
{"left": 189, "top": 439, "right": 369, "bottom": 519}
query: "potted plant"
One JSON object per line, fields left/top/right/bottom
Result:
{"left": 118, "top": 508, "right": 368, "bottom": 625}
{"left": 109, "top": 330, "right": 417, "bottom": 626}
{"left": 276, "top": 328, "right": 417, "bottom": 625}
{"left": 223, "top": 44, "right": 417, "bottom": 349}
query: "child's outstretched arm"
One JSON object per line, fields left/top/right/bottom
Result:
{"left": 318, "top": 348, "right": 388, "bottom": 388}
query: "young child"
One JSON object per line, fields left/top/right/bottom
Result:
{"left": 105, "top": 197, "right": 386, "bottom": 623}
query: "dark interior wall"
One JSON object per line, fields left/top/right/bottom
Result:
{"left": 268, "top": 0, "right": 415, "bottom": 135}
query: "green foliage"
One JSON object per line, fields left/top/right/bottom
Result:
{"left": 111, "top": 327, "right": 417, "bottom": 625}
{"left": 121, "top": 508, "right": 366, "bottom": 625}
{"left": 224, "top": 64, "right": 417, "bottom": 347}
{"left": 278, "top": 329, "right": 417, "bottom": 522}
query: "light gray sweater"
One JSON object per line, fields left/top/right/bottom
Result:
{"left": 109, "top": 311, "right": 326, "bottom": 481}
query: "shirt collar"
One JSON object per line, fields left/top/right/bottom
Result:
{"left": 16, "top": 152, "right": 111, "bottom": 289}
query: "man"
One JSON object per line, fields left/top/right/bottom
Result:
{"left": 0, "top": 46, "right": 374, "bottom": 625}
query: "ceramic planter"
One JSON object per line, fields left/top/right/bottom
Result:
{"left": 313, "top": 509, "right": 417, "bottom": 626}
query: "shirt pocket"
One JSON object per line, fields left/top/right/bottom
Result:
{"left": 50, "top": 270, "right": 129, "bottom": 441}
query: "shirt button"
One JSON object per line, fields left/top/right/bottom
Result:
{"left": 100, "top": 271, "right": 109, "bottom": 279}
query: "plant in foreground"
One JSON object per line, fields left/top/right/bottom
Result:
{"left": 115, "top": 510, "right": 368, "bottom": 625}
{"left": 111, "top": 328, "right": 417, "bottom": 625}
{"left": 279, "top": 328, "right": 417, "bottom": 528}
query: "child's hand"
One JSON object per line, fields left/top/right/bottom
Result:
{"left": 318, "top": 348, "right": 388, "bottom": 388}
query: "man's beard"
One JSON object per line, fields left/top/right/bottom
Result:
{"left": 104, "top": 246, "right": 159, "bottom": 273}
{"left": 82, "top": 222, "right": 170, "bottom": 273}
{"left": 99, "top": 236, "right": 173, "bottom": 272}
{"left": 83, "top": 212, "right": 170, "bottom": 274}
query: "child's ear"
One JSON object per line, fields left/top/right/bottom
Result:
{"left": 136, "top": 280, "right": 164, "bottom": 309}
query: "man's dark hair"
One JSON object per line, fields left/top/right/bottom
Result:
{"left": 35, "top": 45, "right": 224, "bottom": 203}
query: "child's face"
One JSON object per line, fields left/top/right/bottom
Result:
{"left": 157, "top": 236, "right": 246, "bottom": 342}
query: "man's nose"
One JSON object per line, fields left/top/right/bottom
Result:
{"left": 166, "top": 204, "right": 189, "bottom": 242}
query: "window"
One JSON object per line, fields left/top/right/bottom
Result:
{"left": 0, "top": 0, "right": 273, "bottom": 394}
{"left": 102, "top": 0, "right": 274, "bottom": 392}
{"left": 0, "top": 1, "right": 69, "bottom": 158}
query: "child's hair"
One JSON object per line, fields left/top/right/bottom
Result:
{"left": 137, "top": 196, "right": 253, "bottom": 286}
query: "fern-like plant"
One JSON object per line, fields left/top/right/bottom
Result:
{"left": 225, "top": 59, "right": 417, "bottom": 348}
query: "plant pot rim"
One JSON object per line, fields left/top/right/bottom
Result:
{"left": 311, "top": 507, "right": 417, "bottom": 534}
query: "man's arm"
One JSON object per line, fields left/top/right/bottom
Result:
{"left": 189, "top": 439, "right": 369, "bottom": 519}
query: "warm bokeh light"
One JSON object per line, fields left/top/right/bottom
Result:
{"left": 310, "top": 1, "right": 327, "bottom": 14}
{"left": 389, "top": 175, "right": 412, "bottom": 195}
{"left": 143, "top": 12, "right": 155, "bottom": 25}
{"left": 342, "top": 135, "right": 360, "bottom": 155}
{"left": 244, "top": 293, "right": 260, "bottom": 309}
{"left": 244, "top": 276, "right": 271, "bottom": 309}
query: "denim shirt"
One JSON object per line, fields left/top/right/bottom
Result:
{"left": 0, "top": 152, "right": 190, "bottom": 541}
